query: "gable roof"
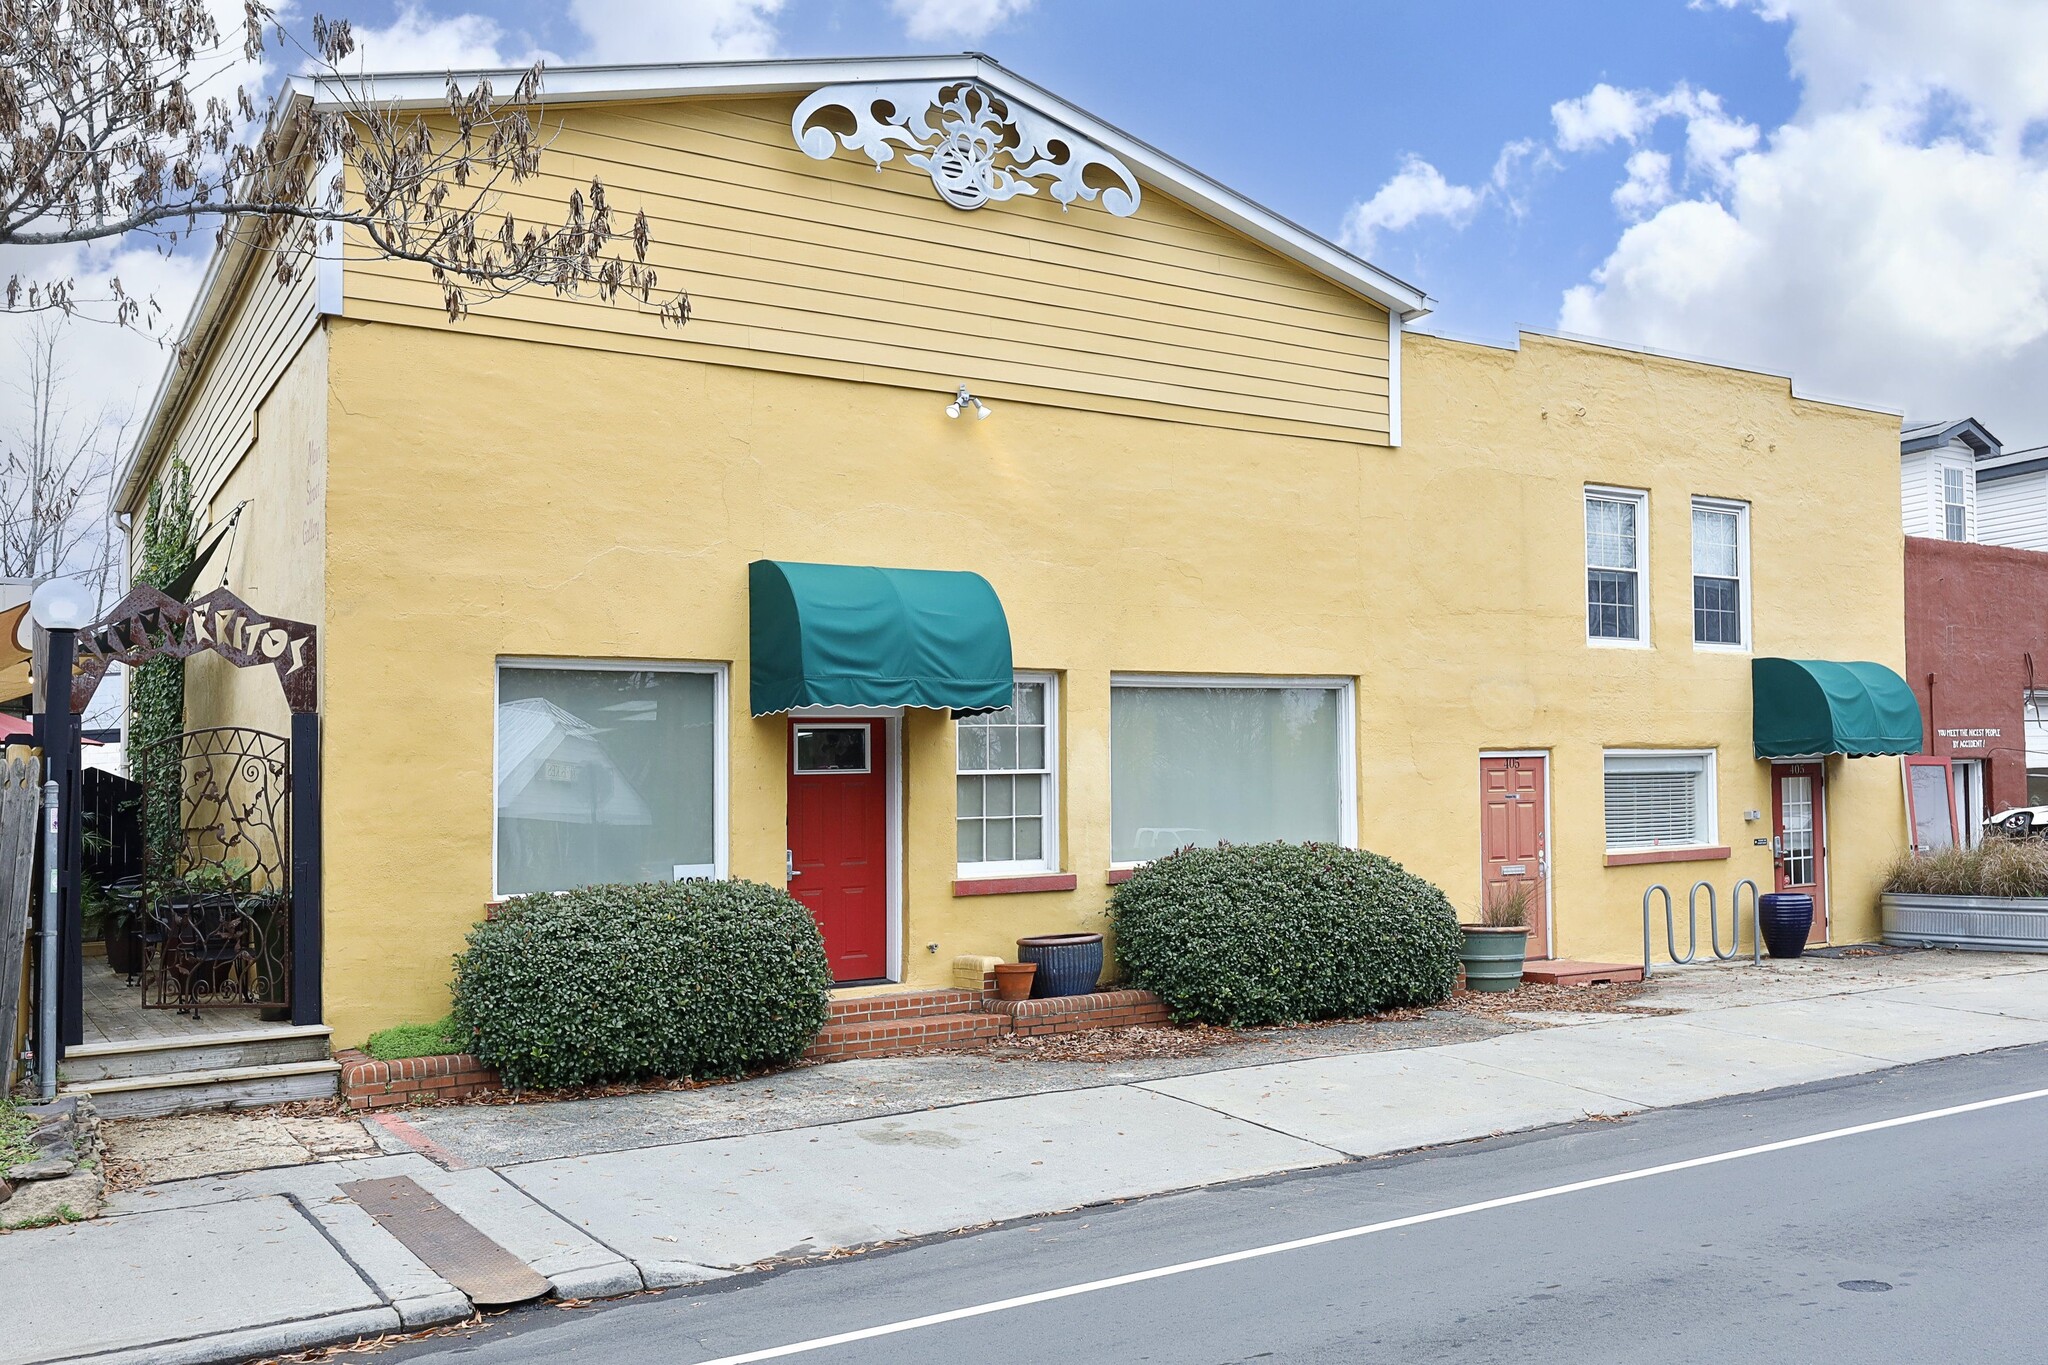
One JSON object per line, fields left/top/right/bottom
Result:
{"left": 1900, "top": 416, "right": 2002, "bottom": 457}
{"left": 295, "top": 54, "right": 1433, "bottom": 321}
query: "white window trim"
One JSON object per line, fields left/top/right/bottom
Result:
{"left": 492, "top": 657, "right": 731, "bottom": 900}
{"left": 1942, "top": 464, "right": 1972, "bottom": 543}
{"left": 1107, "top": 673, "right": 1359, "bottom": 869}
{"left": 956, "top": 671, "right": 1060, "bottom": 878}
{"left": 1602, "top": 747, "right": 1719, "bottom": 853}
{"left": 1690, "top": 496, "right": 1752, "bottom": 654}
{"left": 1586, "top": 485, "right": 1651, "bottom": 649}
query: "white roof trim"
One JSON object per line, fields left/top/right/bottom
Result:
{"left": 293, "top": 54, "right": 1431, "bottom": 320}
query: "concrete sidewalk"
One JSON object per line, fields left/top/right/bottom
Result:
{"left": 9, "top": 950, "right": 2048, "bottom": 1364}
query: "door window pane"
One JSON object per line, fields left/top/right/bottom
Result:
{"left": 794, "top": 725, "right": 869, "bottom": 773}
{"left": 497, "top": 665, "right": 719, "bottom": 894}
{"left": 1111, "top": 684, "right": 1345, "bottom": 863}
{"left": 1779, "top": 774, "right": 1815, "bottom": 885}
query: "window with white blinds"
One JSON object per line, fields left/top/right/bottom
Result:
{"left": 1604, "top": 751, "right": 1715, "bottom": 851}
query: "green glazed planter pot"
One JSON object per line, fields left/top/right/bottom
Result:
{"left": 1458, "top": 926, "right": 1532, "bottom": 993}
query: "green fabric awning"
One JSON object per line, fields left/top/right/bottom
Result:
{"left": 1752, "top": 658, "right": 1923, "bottom": 759}
{"left": 749, "top": 560, "right": 1014, "bottom": 716}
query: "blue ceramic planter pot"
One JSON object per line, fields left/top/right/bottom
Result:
{"left": 1016, "top": 933, "right": 1104, "bottom": 998}
{"left": 1759, "top": 892, "right": 1814, "bottom": 959}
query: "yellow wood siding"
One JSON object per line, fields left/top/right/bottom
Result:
{"left": 138, "top": 254, "right": 321, "bottom": 523}
{"left": 340, "top": 95, "right": 1392, "bottom": 443}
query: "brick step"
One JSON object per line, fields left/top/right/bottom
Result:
{"left": 827, "top": 989, "right": 985, "bottom": 1024}
{"left": 984, "top": 989, "right": 1171, "bottom": 1036}
{"left": 805, "top": 1011, "right": 1008, "bottom": 1061}
{"left": 1521, "top": 960, "right": 1646, "bottom": 986}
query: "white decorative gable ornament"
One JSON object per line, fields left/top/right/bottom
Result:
{"left": 792, "top": 81, "right": 1141, "bottom": 218}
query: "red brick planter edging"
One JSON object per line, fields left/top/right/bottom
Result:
{"left": 337, "top": 1049, "right": 502, "bottom": 1110}
{"left": 339, "top": 986, "right": 1174, "bottom": 1106}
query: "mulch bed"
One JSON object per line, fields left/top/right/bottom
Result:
{"left": 1447, "top": 980, "right": 1676, "bottom": 1017}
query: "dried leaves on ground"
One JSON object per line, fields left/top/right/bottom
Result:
{"left": 1447, "top": 981, "right": 1677, "bottom": 1018}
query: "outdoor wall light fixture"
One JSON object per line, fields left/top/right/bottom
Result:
{"left": 946, "top": 385, "right": 992, "bottom": 420}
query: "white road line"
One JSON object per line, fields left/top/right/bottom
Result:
{"left": 688, "top": 1084, "right": 2048, "bottom": 1365}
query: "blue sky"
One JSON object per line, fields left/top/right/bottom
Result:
{"left": 13, "top": 0, "right": 2048, "bottom": 465}
{"left": 342, "top": 0, "right": 1804, "bottom": 347}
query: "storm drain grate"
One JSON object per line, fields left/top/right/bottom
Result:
{"left": 342, "top": 1175, "right": 553, "bottom": 1308}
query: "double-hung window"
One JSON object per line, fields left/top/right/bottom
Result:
{"left": 1586, "top": 488, "right": 1648, "bottom": 644}
{"left": 1691, "top": 499, "right": 1749, "bottom": 649}
{"left": 1943, "top": 467, "right": 1970, "bottom": 542}
{"left": 494, "top": 661, "right": 726, "bottom": 895}
{"left": 1604, "top": 750, "right": 1716, "bottom": 852}
{"left": 956, "top": 675, "right": 1057, "bottom": 875}
{"left": 1109, "top": 677, "right": 1355, "bottom": 864}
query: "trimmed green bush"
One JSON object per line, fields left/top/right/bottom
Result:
{"left": 1110, "top": 842, "right": 1462, "bottom": 1026}
{"left": 453, "top": 879, "right": 832, "bottom": 1090}
{"left": 363, "top": 1016, "right": 468, "bottom": 1062}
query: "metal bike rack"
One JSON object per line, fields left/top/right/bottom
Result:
{"left": 1643, "top": 878, "right": 1763, "bottom": 977}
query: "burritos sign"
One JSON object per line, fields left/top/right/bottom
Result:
{"left": 69, "top": 585, "right": 319, "bottom": 714}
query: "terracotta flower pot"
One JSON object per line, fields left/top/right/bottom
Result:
{"left": 992, "top": 961, "right": 1038, "bottom": 1002}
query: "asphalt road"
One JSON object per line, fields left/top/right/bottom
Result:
{"left": 381, "top": 1044, "right": 2048, "bottom": 1364}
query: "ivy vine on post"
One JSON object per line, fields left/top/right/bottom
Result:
{"left": 131, "top": 454, "right": 197, "bottom": 880}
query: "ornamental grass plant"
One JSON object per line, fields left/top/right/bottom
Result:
{"left": 452, "top": 878, "right": 832, "bottom": 1090}
{"left": 1883, "top": 837, "right": 2048, "bottom": 899}
{"left": 1109, "top": 842, "right": 1462, "bottom": 1027}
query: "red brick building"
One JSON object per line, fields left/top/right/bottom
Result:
{"left": 1904, "top": 535, "right": 2048, "bottom": 830}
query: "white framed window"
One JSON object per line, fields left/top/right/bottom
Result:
{"left": 1691, "top": 498, "right": 1750, "bottom": 650}
{"left": 956, "top": 674, "right": 1058, "bottom": 875}
{"left": 1604, "top": 750, "right": 1717, "bottom": 852}
{"left": 1109, "top": 675, "right": 1356, "bottom": 865}
{"left": 1943, "top": 466, "right": 1971, "bottom": 542}
{"left": 1586, "top": 487, "right": 1649, "bottom": 645}
{"left": 494, "top": 659, "right": 727, "bottom": 896}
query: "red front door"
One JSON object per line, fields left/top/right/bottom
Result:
{"left": 1771, "top": 762, "right": 1827, "bottom": 945}
{"left": 1479, "top": 755, "right": 1549, "bottom": 955}
{"left": 787, "top": 719, "right": 889, "bottom": 983}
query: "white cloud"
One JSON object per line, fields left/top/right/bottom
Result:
{"left": 1612, "top": 149, "right": 1674, "bottom": 218}
{"left": 347, "top": 5, "right": 547, "bottom": 70}
{"left": 1551, "top": 81, "right": 1759, "bottom": 185}
{"left": 567, "top": 0, "right": 784, "bottom": 64}
{"left": 1552, "top": 83, "right": 1665, "bottom": 151}
{"left": 1562, "top": 6, "right": 2048, "bottom": 435}
{"left": 891, "top": 0, "right": 1034, "bottom": 41}
{"left": 1339, "top": 156, "right": 1485, "bottom": 255}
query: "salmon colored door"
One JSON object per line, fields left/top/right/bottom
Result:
{"left": 787, "top": 720, "right": 889, "bottom": 983}
{"left": 1479, "top": 755, "right": 1549, "bottom": 956}
{"left": 1772, "top": 761, "right": 1827, "bottom": 945}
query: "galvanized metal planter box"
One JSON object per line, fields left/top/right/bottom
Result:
{"left": 1881, "top": 893, "right": 2048, "bottom": 952}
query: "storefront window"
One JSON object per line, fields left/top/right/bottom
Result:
{"left": 1110, "top": 680, "right": 1351, "bottom": 864}
{"left": 495, "top": 663, "right": 723, "bottom": 895}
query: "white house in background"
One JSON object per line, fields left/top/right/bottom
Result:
{"left": 1976, "top": 444, "right": 2048, "bottom": 553}
{"left": 1900, "top": 417, "right": 1998, "bottom": 542}
{"left": 1900, "top": 417, "right": 2048, "bottom": 552}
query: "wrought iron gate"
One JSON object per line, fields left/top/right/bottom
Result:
{"left": 140, "top": 727, "right": 293, "bottom": 1011}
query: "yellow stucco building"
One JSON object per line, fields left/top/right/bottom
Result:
{"left": 119, "top": 57, "right": 1913, "bottom": 1046}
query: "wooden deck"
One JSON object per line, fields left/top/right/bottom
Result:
{"left": 80, "top": 951, "right": 279, "bottom": 1045}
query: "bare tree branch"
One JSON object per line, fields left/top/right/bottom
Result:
{"left": 0, "top": 1, "right": 692, "bottom": 330}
